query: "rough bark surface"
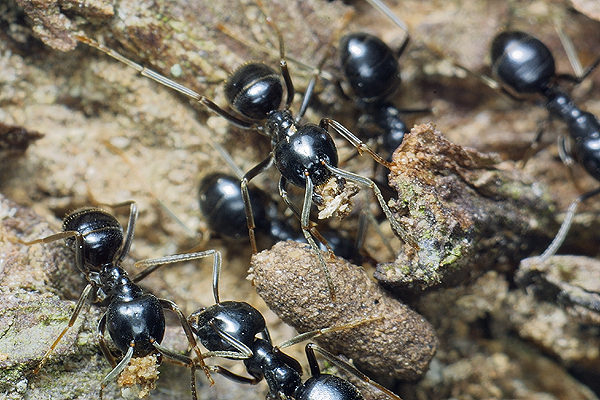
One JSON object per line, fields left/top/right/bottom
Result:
{"left": 377, "top": 123, "right": 555, "bottom": 291}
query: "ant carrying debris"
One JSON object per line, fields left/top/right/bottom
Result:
{"left": 17, "top": 201, "right": 216, "bottom": 399}
{"left": 74, "top": 2, "right": 415, "bottom": 300}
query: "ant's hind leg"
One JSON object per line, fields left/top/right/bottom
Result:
{"left": 519, "top": 116, "right": 551, "bottom": 168}
{"left": 158, "top": 298, "right": 214, "bottom": 385}
{"left": 35, "top": 284, "right": 95, "bottom": 374}
{"left": 151, "top": 342, "right": 199, "bottom": 400}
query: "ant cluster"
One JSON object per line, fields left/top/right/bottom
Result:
{"left": 5, "top": 0, "right": 600, "bottom": 399}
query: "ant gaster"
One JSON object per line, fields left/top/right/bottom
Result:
{"left": 18, "top": 201, "right": 215, "bottom": 399}
{"left": 181, "top": 249, "right": 402, "bottom": 400}
{"left": 339, "top": 31, "right": 426, "bottom": 161}
{"left": 75, "top": 8, "right": 415, "bottom": 299}
{"left": 490, "top": 31, "right": 600, "bottom": 259}
{"left": 199, "top": 172, "right": 360, "bottom": 261}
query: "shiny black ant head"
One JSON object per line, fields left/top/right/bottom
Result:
{"left": 62, "top": 207, "right": 124, "bottom": 269}
{"left": 273, "top": 124, "right": 338, "bottom": 187}
{"left": 224, "top": 63, "right": 284, "bottom": 120}
{"left": 490, "top": 31, "right": 556, "bottom": 94}
{"left": 189, "top": 301, "right": 267, "bottom": 354}
{"left": 199, "top": 173, "right": 268, "bottom": 239}
{"left": 339, "top": 32, "right": 400, "bottom": 103}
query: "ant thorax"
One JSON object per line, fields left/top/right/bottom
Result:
{"left": 265, "top": 109, "right": 296, "bottom": 142}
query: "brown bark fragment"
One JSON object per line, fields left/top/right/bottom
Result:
{"left": 378, "top": 123, "right": 555, "bottom": 291}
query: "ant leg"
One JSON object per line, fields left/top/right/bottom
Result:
{"left": 74, "top": 35, "right": 257, "bottom": 129}
{"left": 201, "top": 320, "right": 254, "bottom": 359}
{"left": 132, "top": 250, "right": 221, "bottom": 304}
{"left": 241, "top": 155, "right": 275, "bottom": 254}
{"left": 396, "top": 106, "right": 432, "bottom": 114}
{"left": 539, "top": 187, "right": 600, "bottom": 261}
{"left": 207, "top": 365, "right": 261, "bottom": 385}
{"left": 395, "top": 32, "right": 411, "bottom": 60}
{"left": 276, "top": 316, "right": 383, "bottom": 350}
{"left": 557, "top": 135, "right": 586, "bottom": 193}
{"left": 254, "top": 0, "right": 295, "bottom": 109}
{"left": 356, "top": 203, "right": 395, "bottom": 258}
{"left": 296, "top": 11, "right": 353, "bottom": 121}
{"left": 112, "top": 201, "right": 138, "bottom": 263}
{"left": 519, "top": 116, "right": 551, "bottom": 168}
{"left": 364, "top": 0, "right": 409, "bottom": 36}
{"left": 325, "top": 164, "right": 417, "bottom": 249}
{"left": 557, "top": 135, "right": 575, "bottom": 167}
{"left": 151, "top": 342, "right": 199, "bottom": 400}
{"left": 17, "top": 231, "right": 88, "bottom": 276}
{"left": 97, "top": 313, "right": 117, "bottom": 368}
{"left": 575, "top": 56, "right": 600, "bottom": 83}
{"left": 555, "top": 23, "right": 600, "bottom": 83}
{"left": 304, "top": 343, "right": 402, "bottom": 400}
{"left": 34, "top": 283, "right": 94, "bottom": 373}
{"left": 100, "top": 344, "right": 134, "bottom": 400}
{"left": 159, "top": 298, "right": 214, "bottom": 385}
{"left": 278, "top": 176, "right": 335, "bottom": 257}
{"left": 556, "top": 23, "right": 584, "bottom": 79}
{"left": 320, "top": 118, "right": 391, "bottom": 168}
{"left": 301, "top": 175, "right": 336, "bottom": 301}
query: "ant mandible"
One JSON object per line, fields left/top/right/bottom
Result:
{"left": 74, "top": 3, "right": 415, "bottom": 299}
{"left": 17, "top": 201, "right": 216, "bottom": 399}
{"left": 489, "top": 30, "right": 600, "bottom": 260}
{"left": 181, "top": 249, "right": 402, "bottom": 400}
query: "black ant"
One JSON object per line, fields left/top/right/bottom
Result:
{"left": 361, "top": 0, "right": 600, "bottom": 260}
{"left": 338, "top": 31, "right": 428, "bottom": 162}
{"left": 74, "top": 5, "right": 415, "bottom": 299}
{"left": 199, "top": 172, "right": 360, "bottom": 262}
{"left": 181, "top": 249, "right": 402, "bottom": 400}
{"left": 17, "top": 201, "right": 216, "bottom": 399}
{"left": 489, "top": 30, "right": 600, "bottom": 260}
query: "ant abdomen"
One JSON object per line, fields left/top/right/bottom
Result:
{"left": 339, "top": 32, "right": 400, "bottom": 102}
{"left": 224, "top": 63, "right": 283, "bottom": 120}
{"left": 274, "top": 124, "right": 338, "bottom": 187}
{"left": 62, "top": 207, "right": 124, "bottom": 268}
{"left": 297, "top": 375, "right": 363, "bottom": 400}
{"left": 575, "top": 134, "right": 600, "bottom": 180}
{"left": 106, "top": 293, "right": 166, "bottom": 357}
{"left": 189, "top": 301, "right": 267, "bottom": 353}
{"left": 490, "top": 31, "right": 556, "bottom": 93}
{"left": 199, "top": 173, "right": 268, "bottom": 240}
